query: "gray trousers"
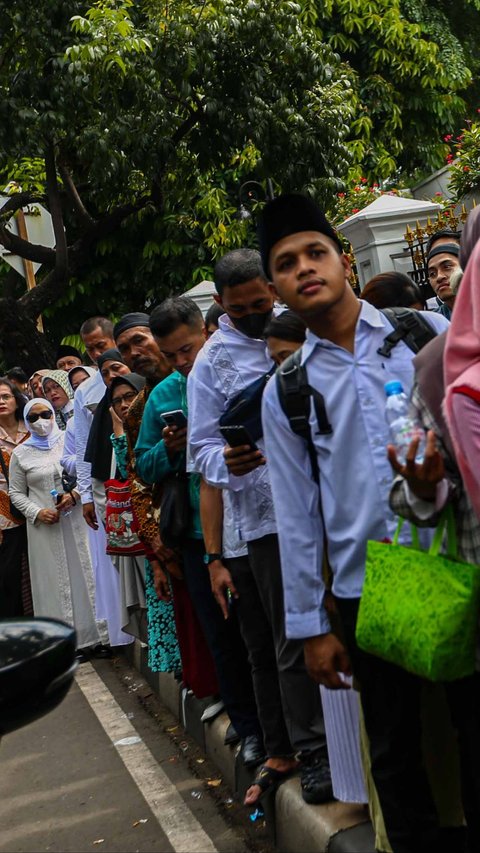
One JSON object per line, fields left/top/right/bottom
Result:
{"left": 227, "top": 533, "right": 326, "bottom": 758}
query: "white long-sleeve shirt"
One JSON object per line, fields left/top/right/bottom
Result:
{"left": 262, "top": 301, "right": 449, "bottom": 640}
{"left": 187, "top": 314, "right": 277, "bottom": 542}
{"left": 73, "top": 370, "right": 105, "bottom": 504}
{"left": 60, "top": 417, "right": 77, "bottom": 477}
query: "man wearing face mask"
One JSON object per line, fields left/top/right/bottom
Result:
{"left": 187, "top": 249, "right": 331, "bottom": 808}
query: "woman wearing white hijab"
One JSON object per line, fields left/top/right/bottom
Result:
{"left": 8, "top": 398, "right": 101, "bottom": 654}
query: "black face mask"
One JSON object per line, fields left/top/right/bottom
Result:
{"left": 230, "top": 309, "right": 273, "bottom": 339}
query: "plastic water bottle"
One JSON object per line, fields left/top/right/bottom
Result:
{"left": 384, "top": 381, "right": 425, "bottom": 465}
{"left": 50, "top": 488, "right": 72, "bottom": 517}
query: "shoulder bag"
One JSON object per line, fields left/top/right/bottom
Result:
{"left": 356, "top": 507, "right": 480, "bottom": 681}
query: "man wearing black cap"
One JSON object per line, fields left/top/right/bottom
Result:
{"left": 55, "top": 345, "right": 83, "bottom": 372}
{"left": 187, "top": 249, "right": 332, "bottom": 807}
{"left": 259, "top": 194, "right": 449, "bottom": 852}
{"left": 427, "top": 241, "right": 461, "bottom": 320}
{"left": 75, "top": 317, "right": 116, "bottom": 529}
{"left": 114, "top": 313, "right": 169, "bottom": 383}
{"left": 113, "top": 313, "right": 172, "bottom": 567}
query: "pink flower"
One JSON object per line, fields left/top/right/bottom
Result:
{"left": 444, "top": 134, "right": 453, "bottom": 142}
{"left": 435, "top": 192, "right": 443, "bottom": 196}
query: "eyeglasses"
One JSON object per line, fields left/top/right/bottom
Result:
{"left": 112, "top": 391, "right": 137, "bottom": 408}
{"left": 27, "top": 411, "right": 53, "bottom": 423}
{"left": 0, "top": 394, "right": 14, "bottom": 403}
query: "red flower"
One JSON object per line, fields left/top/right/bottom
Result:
{"left": 444, "top": 134, "right": 453, "bottom": 142}
{"left": 351, "top": 208, "right": 360, "bottom": 213}
{"left": 446, "top": 153, "right": 454, "bottom": 163}
{"left": 360, "top": 177, "right": 367, "bottom": 184}
{"left": 464, "top": 166, "right": 470, "bottom": 172}
{"left": 337, "top": 192, "right": 345, "bottom": 198}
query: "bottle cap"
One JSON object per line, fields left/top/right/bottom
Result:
{"left": 50, "top": 489, "right": 59, "bottom": 496}
{"left": 384, "top": 380, "right": 404, "bottom": 397}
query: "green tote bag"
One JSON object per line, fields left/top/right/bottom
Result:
{"left": 356, "top": 508, "right": 480, "bottom": 681}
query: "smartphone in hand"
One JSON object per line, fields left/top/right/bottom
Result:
{"left": 219, "top": 425, "right": 258, "bottom": 452}
{"left": 162, "top": 410, "right": 188, "bottom": 429}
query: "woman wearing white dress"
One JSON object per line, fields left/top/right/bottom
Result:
{"left": 9, "top": 398, "right": 101, "bottom": 654}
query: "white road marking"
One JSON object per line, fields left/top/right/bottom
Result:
{"left": 75, "top": 663, "right": 218, "bottom": 853}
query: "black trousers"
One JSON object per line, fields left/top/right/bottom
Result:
{"left": 228, "top": 533, "right": 326, "bottom": 758}
{"left": 444, "top": 675, "right": 480, "bottom": 853}
{"left": 0, "top": 525, "right": 26, "bottom": 618}
{"left": 181, "top": 539, "right": 262, "bottom": 740}
{"left": 336, "top": 597, "right": 480, "bottom": 853}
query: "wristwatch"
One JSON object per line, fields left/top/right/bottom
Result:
{"left": 203, "top": 553, "right": 223, "bottom": 566}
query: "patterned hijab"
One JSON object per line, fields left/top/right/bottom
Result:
{"left": 41, "top": 370, "right": 74, "bottom": 401}
{"left": 41, "top": 369, "right": 74, "bottom": 430}
{"left": 28, "top": 369, "right": 51, "bottom": 398}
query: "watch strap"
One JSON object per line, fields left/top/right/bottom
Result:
{"left": 204, "top": 552, "right": 223, "bottom": 565}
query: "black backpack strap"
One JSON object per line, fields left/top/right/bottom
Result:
{"left": 378, "top": 307, "right": 437, "bottom": 358}
{"left": 276, "top": 351, "right": 332, "bottom": 484}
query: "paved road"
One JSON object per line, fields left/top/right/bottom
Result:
{"left": 0, "top": 659, "right": 251, "bottom": 853}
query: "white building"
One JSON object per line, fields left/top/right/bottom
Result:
{"left": 338, "top": 194, "right": 443, "bottom": 290}
{"left": 181, "top": 279, "right": 216, "bottom": 315}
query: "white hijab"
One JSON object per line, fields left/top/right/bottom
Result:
{"left": 23, "top": 399, "right": 63, "bottom": 451}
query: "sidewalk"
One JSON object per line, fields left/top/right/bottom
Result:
{"left": 126, "top": 640, "right": 376, "bottom": 853}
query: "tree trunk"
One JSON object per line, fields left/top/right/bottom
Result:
{"left": 0, "top": 297, "right": 55, "bottom": 374}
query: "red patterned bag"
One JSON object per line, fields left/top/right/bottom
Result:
{"left": 104, "top": 479, "right": 145, "bottom": 556}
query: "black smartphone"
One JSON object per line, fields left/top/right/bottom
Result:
{"left": 219, "top": 424, "right": 258, "bottom": 451}
{"left": 162, "top": 409, "right": 188, "bottom": 429}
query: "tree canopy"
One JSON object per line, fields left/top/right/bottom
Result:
{"left": 1, "top": 0, "right": 480, "bottom": 370}
{"left": 0, "top": 0, "right": 353, "bottom": 369}
{"left": 300, "top": 0, "right": 479, "bottom": 180}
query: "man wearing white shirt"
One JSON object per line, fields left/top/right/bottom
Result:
{"left": 75, "top": 317, "right": 116, "bottom": 527}
{"left": 259, "top": 194, "right": 449, "bottom": 853}
{"left": 188, "top": 249, "right": 331, "bottom": 807}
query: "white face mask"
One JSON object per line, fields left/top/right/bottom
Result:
{"left": 29, "top": 418, "right": 54, "bottom": 437}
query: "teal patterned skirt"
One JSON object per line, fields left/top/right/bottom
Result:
{"left": 145, "top": 560, "right": 181, "bottom": 673}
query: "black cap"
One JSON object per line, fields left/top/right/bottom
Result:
{"left": 55, "top": 344, "right": 82, "bottom": 363}
{"left": 258, "top": 193, "right": 343, "bottom": 277}
{"left": 113, "top": 312, "right": 150, "bottom": 341}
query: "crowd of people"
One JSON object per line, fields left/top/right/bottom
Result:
{"left": 1, "top": 192, "right": 479, "bottom": 853}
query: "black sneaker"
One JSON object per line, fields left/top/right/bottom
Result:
{"left": 300, "top": 748, "right": 334, "bottom": 805}
{"left": 92, "top": 644, "right": 113, "bottom": 659}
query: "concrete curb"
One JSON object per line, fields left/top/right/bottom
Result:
{"left": 125, "top": 640, "right": 375, "bottom": 853}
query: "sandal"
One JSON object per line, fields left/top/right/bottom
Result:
{"left": 248, "top": 763, "right": 296, "bottom": 798}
